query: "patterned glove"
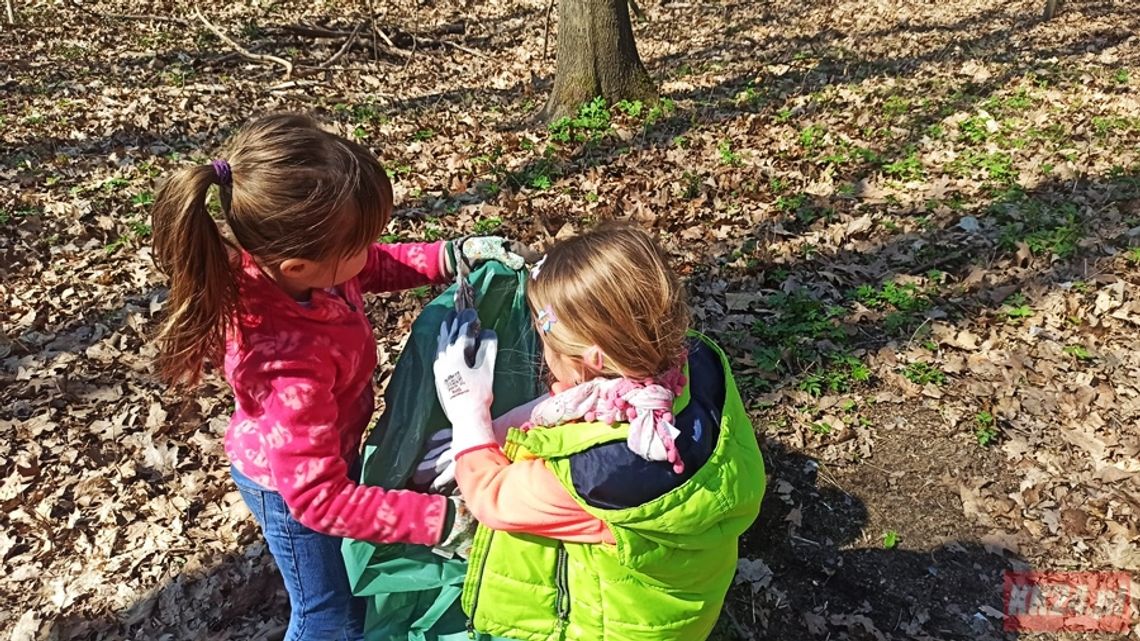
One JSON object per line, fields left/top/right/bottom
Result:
{"left": 433, "top": 495, "right": 477, "bottom": 560}
{"left": 446, "top": 236, "right": 540, "bottom": 274}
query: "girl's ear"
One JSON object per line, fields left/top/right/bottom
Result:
{"left": 278, "top": 257, "right": 313, "bottom": 277}
{"left": 581, "top": 345, "right": 606, "bottom": 374}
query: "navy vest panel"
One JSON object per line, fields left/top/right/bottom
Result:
{"left": 569, "top": 339, "right": 726, "bottom": 510}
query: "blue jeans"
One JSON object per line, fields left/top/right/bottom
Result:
{"left": 232, "top": 465, "right": 365, "bottom": 641}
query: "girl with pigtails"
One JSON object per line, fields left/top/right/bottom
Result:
{"left": 150, "top": 113, "right": 526, "bottom": 641}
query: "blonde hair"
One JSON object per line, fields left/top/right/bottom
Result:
{"left": 151, "top": 113, "right": 392, "bottom": 387}
{"left": 527, "top": 224, "right": 690, "bottom": 380}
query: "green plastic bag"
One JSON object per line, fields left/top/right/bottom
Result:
{"left": 343, "top": 262, "right": 542, "bottom": 641}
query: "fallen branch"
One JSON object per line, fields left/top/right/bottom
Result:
{"left": 295, "top": 64, "right": 382, "bottom": 73}
{"left": 276, "top": 21, "right": 410, "bottom": 57}
{"left": 277, "top": 23, "right": 355, "bottom": 38}
{"left": 270, "top": 18, "right": 474, "bottom": 63}
{"left": 6, "top": 0, "right": 15, "bottom": 25}
{"left": 193, "top": 9, "right": 293, "bottom": 78}
{"left": 435, "top": 20, "right": 466, "bottom": 36}
{"left": 318, "top": 22, "right": 363, "bottom": 68}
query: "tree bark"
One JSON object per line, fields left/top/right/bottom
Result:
{"left": 542, "top": 0, "right": 657, "bottom": 122}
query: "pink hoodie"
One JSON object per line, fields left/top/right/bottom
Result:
{"left": 224, "top": 242, "right": 449, "bottom": 546}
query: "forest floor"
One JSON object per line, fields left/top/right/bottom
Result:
{"left": 2, "top": 0, "right": 1139, "bottom": 639}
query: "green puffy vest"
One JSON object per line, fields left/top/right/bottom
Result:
{"left": 461, "top": 333, "right": 766, "bottom": 641}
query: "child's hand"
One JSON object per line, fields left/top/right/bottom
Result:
{"left": 412, "top": 428, "right": 457, "bottom": 491}
{"left": 454, "top": 236, "right": 540, "bottom": 272}
{"left": 433, "top": 309, "right": 497, "bottom": 456}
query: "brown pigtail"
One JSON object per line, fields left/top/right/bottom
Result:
{"left": 151, "top": 165, "right": 238, "bottom": 387}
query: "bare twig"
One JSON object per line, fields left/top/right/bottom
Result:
{"left": 628, "top": 0, "right": 646, "bottom": 21}
{"left": 319, "top": 22, "right": 363, "bottom": 68}
{"left": 364, "top": 0, "right": 379, "bottom": 59}
{"left": 373, "top": 23, "right": 397, "bottom": 49}
{"left": 907, "top": 318, "right": 931, "bottom": 346}
{"left": 105, "top": 13, "right": 188, "bottom": 25}
{"left": 194, "top": 9, "right": 293, "bottom": 78}
{"left": 724, "top": 607, "right": 757, "bottom": 641}
{"left": 910, "top": 246, "right": 973, "bottom": 274}
{"left": 295, "top": 64, "right": 382, "bottom": 73}
{"left": 266, "top": 79, "right": 324, "bottom": 93}
{"left": 402, "top": 33, "right": 418, "bottom": 69}
{"left": 542, "top": 0, "right": 555, "bottom": 60}
{"left": 277, "top": 23, "right": 354, "bottom": 38}
{"left": 439, "top": 39, "right": 487, "bottom": 58}
{"left": 67, "top": 0, "right": 187, "bottom": 26}
{"left": 6, "top": 0, "right": 16, "bottom": 25}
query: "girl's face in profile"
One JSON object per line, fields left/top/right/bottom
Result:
{"left": 271, "top": 243, "right": 369, "bottom": 301}
{"left": 317, "top": 244, "right": 369, "bottom": 288}
{"left": 537, "top": 322, "right": 585, "bottom": 393}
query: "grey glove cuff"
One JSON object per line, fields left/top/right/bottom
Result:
{"left": 433, "top": 495, "right": 477, "bottom": 560}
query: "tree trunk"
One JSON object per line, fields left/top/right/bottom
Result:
{"left": 542, "top": 0, "right": 657, "bottom": 122}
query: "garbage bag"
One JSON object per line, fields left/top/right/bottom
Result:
{"left": 343, "top": 261, "right": 542, "bottom": 641}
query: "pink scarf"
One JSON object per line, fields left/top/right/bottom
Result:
{"left": 522, "top": 368, "right": 688, "bottom": 474}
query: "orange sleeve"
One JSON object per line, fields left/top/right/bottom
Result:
{"left": 455, "top": 447, "right": 615, "bottom": 544}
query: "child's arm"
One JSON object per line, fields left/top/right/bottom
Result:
{"left": 254, "top": 356, "right": 450, "bottom": 545}
{"left": 491, "top": 395, "right": 546, "bottom": 445}
{"left": 357, "top": 242, "right": 450, "bottom": 293}
{"left": 358, "top": 236, "right": 534, "bottom": 294}
{"left": 454, "top": 447, "right": 615, "bottom": 544}
{"left": 413, "top": 397, "right": 546, "bottom": 491}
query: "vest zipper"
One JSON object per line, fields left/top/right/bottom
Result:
{"left": 555, "top": 543, "right": 570, "bottom": 628}
{"left": 467, "top": 434, "right": 524, "bottom": 638}
{"left": 465, "top": 529, "right": 493, "bottom": 639}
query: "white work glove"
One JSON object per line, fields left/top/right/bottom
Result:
{"left": 414, "top": 396, "right": 546, "bottom": 492}
{"left": 433, "top": 309, "right": 498, "bottom": 457}
{"left": 412, "top": 428, "right": 457, "bottom": 491}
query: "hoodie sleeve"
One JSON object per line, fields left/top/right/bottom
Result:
{"left": 254, "top": 354, "right": 449, "bottom": 545}
{"left": 455, "top": 446, "right": 615, "bottom": 544}
{"left": 357, "top": 242, "right": 450, "bottom": 294}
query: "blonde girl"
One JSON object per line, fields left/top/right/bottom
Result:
{"left": 431, "top": 224, "right": 767, "bottom": 641}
